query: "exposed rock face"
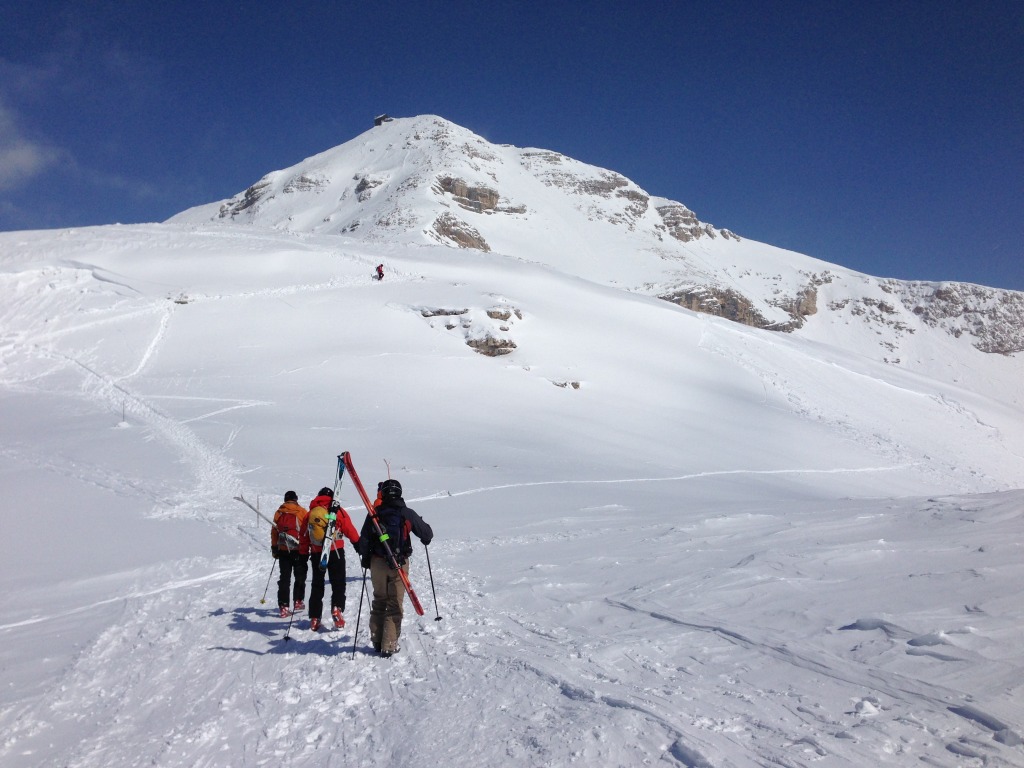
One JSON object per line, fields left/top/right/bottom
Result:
{"left": 420, "top": 308, "right": 469, "bottom": 318}
{"left": 656, "top": 203, "right": 740, "bottom": 243}
{"left": 465, "top": 336, "right": 518, "bottom": 356}
{"left": 486, "top": 308, "right": 523, "bottom": 321}
{"left": 219, "top": 179, "right": 273, "bottom": 217}
{"left": 769, "top": 282, "right": 823, "bottom": 330}
{"left": 661, "top": 286, "right": 774, "bottom": 329}
{"left": 557, "top": 171, "right": 630, "bottom": 198}
{"left": 901, "top": 282, "right": 1024, "bottom": 354}
{"left": 354, "top": 174, "right": 384, "bottom": 201}
{"left": 283, "top": 174, "right": 327, "bottom": 194}
{"left": 519, "top": 149, "right": 566, "bottom": 168}
{"left": 795, "top": 285, "right": 819, "bottom": 317}
{"left": 661, "top": 272, "right": 831, "bottom": 333}
{"left": 418, "top": 304, "right": 522, "bottom": 356}
{"left": 433, "top": 176, "right": 527, "bottom": 215}
{"left": 219, "top": 171, "right": 329, "bottom": 218}
{"left": 435, "top": 177, "right": 500, "bottom": 213}
{"left": 430, "top": 213, "right": 490, "bottom": 251}
{"left": 665, "top": 272, "right": 1024, "bottom": 357}
{"left": 660, "top": 279, "right": 826, "bottom": 332}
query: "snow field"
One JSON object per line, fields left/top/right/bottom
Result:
{"left": 0, "top": 218, "right": 1022, "bottom": 766}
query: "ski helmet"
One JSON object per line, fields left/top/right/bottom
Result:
{"left": 379, "top": 479, "right": 402, "bottom": 500}
{"left": 284, "top": 490, "right": 298, "bottom": 502}
{"left": 318, "top": 487, "right": 333, "bottom": 498}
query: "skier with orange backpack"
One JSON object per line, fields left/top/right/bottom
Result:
{"left": 306, "top": 487, "right": 360, "bottom": 631}
{"left": 271, "top": 491, "right": 310, "bottom": 617}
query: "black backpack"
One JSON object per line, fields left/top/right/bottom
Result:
{"left": 375, "top": 506, "right": 411, "bottom": 561}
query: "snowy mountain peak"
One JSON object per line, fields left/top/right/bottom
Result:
{"left": 169, "top": 114, "right": 736, "bottom": 253}
{"left": 169, "top": 115, "right": 1024, "bottom": 361}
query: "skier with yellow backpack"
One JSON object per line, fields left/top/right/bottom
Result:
{"left": 307, "top": 487, "right": 360, "bottom": 631}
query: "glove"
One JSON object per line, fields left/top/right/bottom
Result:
{"left": 271, "top": 546, "right": 280, "bottom": 560}
{"left": 330, "top": 500, "right": 341, "bottom": 512}
{"left": 360, "top": 554, "right": 371, "bottom": 570}
{"left": 421, "top": 535, "right": 432, "bottom": 547}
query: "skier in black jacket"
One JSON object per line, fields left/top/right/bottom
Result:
{"left": 356, "top": 479, "right": 432, "bottom": 657}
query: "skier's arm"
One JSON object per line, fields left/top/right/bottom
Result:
{"left": 356, "top": 516, "right": 373, "bottom": 555}
{"left": 405, "top": 508, "right": 433, "bottom": 546}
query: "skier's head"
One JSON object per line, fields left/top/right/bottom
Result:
{"left": 318, "top": 487, "right": 333, "bottom": 498}
{"left": 379, "top": 479, "right": 402, "bottom": 501}
{"left": 284, "top": 490, "right": 298, "bottom": 502}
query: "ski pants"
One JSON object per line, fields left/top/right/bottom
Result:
{"left": 277, "top": 552, "right": 308, "bottom": 608}
{"left": 369, "top": 556, "right": 408, "bottom": 653}
{"left": 309, "top": 547, "right": 347, "bottom": 619}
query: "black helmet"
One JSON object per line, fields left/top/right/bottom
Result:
{"left": 379, "top": 479, "right": 402, "bottom": 500}
{"left": 284, "top": 490, "right": 298, "bottom": 502}
{"left": 318, "top": 487, "right": 334, "bottom": 498}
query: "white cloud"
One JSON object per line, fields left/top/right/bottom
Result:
{"left": 0, "top": 99, "right": 61, "bottom": 191}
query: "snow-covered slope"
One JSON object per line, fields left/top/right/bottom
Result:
{"left": 1, "top": 116, "right": 1023, "bottom": 767}
{"left": 171, "top": 114, "right": 1024, "bottom": 369}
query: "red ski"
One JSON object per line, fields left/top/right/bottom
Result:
{"left": 340, "top": 451, "right": 425, "bottom": 616}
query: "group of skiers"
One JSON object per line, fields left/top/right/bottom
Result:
{"left": 270, "top": 479, "right": 432, "bottom": 657}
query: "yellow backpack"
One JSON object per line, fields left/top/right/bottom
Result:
{"left": 308, "top": 506, "right": 330, "bottom": 547}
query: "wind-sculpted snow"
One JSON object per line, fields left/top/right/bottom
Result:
{"left": 0, "top": 213, "right": 1023, "bottom": 766}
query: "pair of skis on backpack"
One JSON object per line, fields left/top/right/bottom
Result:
{"left": 329, "top": 451, "right": 425, "bottom": 615}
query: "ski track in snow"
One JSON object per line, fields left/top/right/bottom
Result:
{"left": 0, "top": 569, "right": 246, "bottom": 631}
{"left": 41, "top": 345, "right": 246, "bottom": 511}
{"left": 415, "top": 465, "right": 917, "bottom": 502}
{"left": 115, "top": 304, "right": 173, "bottom": 381}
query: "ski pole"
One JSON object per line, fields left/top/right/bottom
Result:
{"left": 259, "top": 559, "right": 275, "bottom": 605}
{"left": 351, "top": 567, "right": 368, "bottom": 659}
{"left": 425, "top": 545, "right": 442, "bottom": 622}
{"left": 235, "top": 495, "right": 276, "bottom": 527}
{"left": 283, "top": 598, "right": 297, "bottom": 642}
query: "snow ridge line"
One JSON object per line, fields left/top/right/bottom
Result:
{"left": 415, "top": 464, "right": 917, "bottom": 501}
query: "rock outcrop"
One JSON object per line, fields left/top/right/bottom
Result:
{"left": 902, "top": 282, "right": 1024, "bottom": 354}
{"left": 656, "top": 203, "right": 740, "bottom": 243}
{"left": 430, "top": 213, "right": 490, "bottom": 251}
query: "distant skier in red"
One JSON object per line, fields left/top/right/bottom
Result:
{"left": 375, "top": 264, "right": 384, "bottom": 281}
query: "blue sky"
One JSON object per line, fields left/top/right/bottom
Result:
{"left": 1, "top": 1, "right": 1021, "bottom": 289}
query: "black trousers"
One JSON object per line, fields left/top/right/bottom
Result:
{"left": 309, "top": 547, "right": 348, "bottom": 619}
{"left": 277, "top": 552, "right": 308, "bottom": 608}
